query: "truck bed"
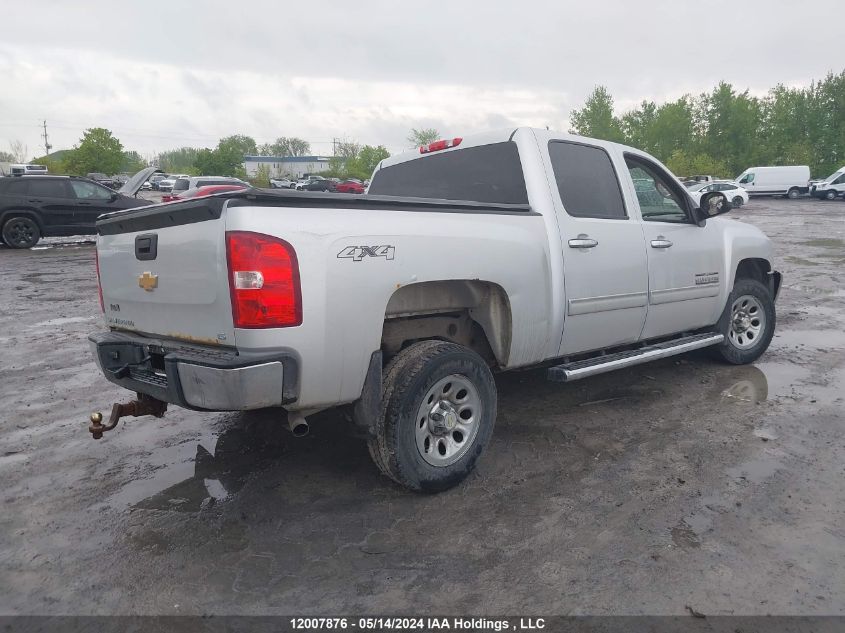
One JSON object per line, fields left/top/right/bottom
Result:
{"left": 96, "top": 188, "right": 534, "bottom": 235}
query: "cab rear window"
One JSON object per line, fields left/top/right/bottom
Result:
{"left": 368, "top": 141, "right": 528, "bottom": 204}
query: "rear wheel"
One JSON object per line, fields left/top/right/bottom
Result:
{"left": 368, "top": 340, "right": 497, "bottom": 492}
{"left": 2, "top": 216, "right": 41, "bottom": 249}
{"left": 787, "top": 188, "right": 800, "bottom": 199}
{"left": 711, "top": 278, "right": 775, "bottom": 365}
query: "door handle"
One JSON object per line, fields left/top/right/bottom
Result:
{"left": 568, "top": 234, "right": 598, "bottom": 249}
{"left": 78, "top": 202, "right": 92, "bottom": 206}
{"left": 27, "top": 199, "right": 43, "bottom": 203}
{"left": 650, "top": 237, "right": 673, "bottom": 248}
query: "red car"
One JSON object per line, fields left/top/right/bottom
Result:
{"left": 163, "top": 184, "right": 247, "bottom": 202}
{"left": 335, "top": 180, "right": 365, "bottom": 194}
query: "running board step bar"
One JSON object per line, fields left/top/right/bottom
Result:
{"left": 547, "top": 333, "right": 724, "bottom": 382}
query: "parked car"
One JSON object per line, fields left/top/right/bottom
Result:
{"left": 163, "top": 176, "right": 249, "bottom": 201}
{"left": 149, "top": 173, "right": 169, "bottom": 190}
{"left": 141, "top": 181, "right": 152, "bottom": 191}
{"left": 335, "top": 179, "right": 366, "bottom": 194}
{"left": 809, "top": 166, "right": 845, "bottom": 200}
{"left": 90, "top": 128, "right": 780, "bottom": 492}
{"left": 735, "top": 165, "right": 810, "bottom": 198}
{"left": 295, "top": 175, "right": 325, "bottom": 190}
{"left": 86, "top": 173, "right": 119, "bottom": 190}
{"left": 270, "top": 178, "right": 296, "bottom": 189}
{"left": 687, "top": 180, "right": 749, "bottom": 208}
{"left": 165, "top": 184, "right": 248, "bottom": 201}
{"left": 0, "top": 167, "right": 157, "bottom": 248}
{"left": 304, "top": 179, "right": 337, "bottom": 192}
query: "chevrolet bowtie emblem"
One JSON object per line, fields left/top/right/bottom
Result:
{"left": 138, "top": 271, "right": 158, "bottom": 291}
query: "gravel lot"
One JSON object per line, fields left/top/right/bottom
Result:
{"left": 0, "top": 197, "right": 843, "bottom": 616}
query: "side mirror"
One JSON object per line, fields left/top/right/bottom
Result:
{"left": 109, "top": 192, "right": 119, "bottom": 202}
{"left": 698, "top": 191, "right": 732, "bottom": 220}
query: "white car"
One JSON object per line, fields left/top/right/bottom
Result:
{"left": 270, "top": 178, "right": 296, "bottom": 189}
{"left": 688, "top": 181, "right": 749, "bottom": 208}
{"left": 810, "top": 166, "right": 845, "bottom": 200}
{"left": 157, "top": 175, "right": 189, "bottom": 192}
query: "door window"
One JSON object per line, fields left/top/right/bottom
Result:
{"left": 27, "top": 179, "right": 68, "bottom": 198}
{"left": 831, "top": 173, "right": 845, "bottom": 185}
{"left": 739, "top": 173, "right": 755, "bottom": 184}
{"left": 548, "top": 141, "right": 626, "bottom": 219}
{"left": 625, "top": 156, "right": 690, "bottom": 223}
{"left": 71, "top": 180, "right": 112, "bottom": 199}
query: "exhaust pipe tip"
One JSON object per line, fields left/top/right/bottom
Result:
{"left": 287, "top": 413, "right": 309, "bottom": 438}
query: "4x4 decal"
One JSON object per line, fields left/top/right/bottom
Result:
{"left": 337, "top": 245, "right": 395, "bottom": 262}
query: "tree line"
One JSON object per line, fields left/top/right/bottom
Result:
{"left": 569, "top": 70, "right": 845, "bottom": 179}
{"left": 24, "top": 130, "right": 395, "bottom": 184}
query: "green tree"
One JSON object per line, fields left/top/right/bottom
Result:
{"left": 219, "top": 134, "right": 257, "bottom": 157}
{"left": 156, "top": 147, "right": 201, "bottom": 174}
{"left": 346, "top": 145, "right": 390, "bottom": 180}
{"left": 193, "top": 136, "right": 249, "bottom": 178}
{"left": 250, "top": 163, "right": 271, "bottom": 187}
{"left": 569, "top": 86, "right": 624, "bottom": 143}
{"left": 0, "top": 150, "right": 15, "bottom": 162}
{"left": 407, "top": 128, "right": 439, "bottom": 148}
{"left": 665, "top": 149, "right": 730, "bottom": 179}
{"left": 64, "top": 128, "right": 124, "bottom": 174}
{"left": 120, "top": 150, "right": 147, "bottom": 173}
{"left": 261, "top": 137, "right": 311, "bottom": 157}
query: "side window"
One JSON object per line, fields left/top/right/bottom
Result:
{"left": 832, "top": 173, "right": 845, "bottom": 185}
{"left": 27, "top": 179, "right": 68, "bottom": 198}
{"left": 3, "top": 179, "right": 29, "bottom": 195}
{"left": 71, "top": 180, "right": 112, "bottom": 199}
{"left": 625, "top": 156, "right": 690, "bottom": 223}
{"left": 739, "top": 173, "right": 755, "bottom": 184}
{"left": 548, "top": 141, "right": 626, "bottom": 219}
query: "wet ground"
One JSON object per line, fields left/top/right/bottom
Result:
{"left": 0, "top": 197, "right": 843, "bottom": 616}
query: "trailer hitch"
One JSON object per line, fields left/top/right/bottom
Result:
{"left": 89, "top": 394, "right": 168, "bottom": 439}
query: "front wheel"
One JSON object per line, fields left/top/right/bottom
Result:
{"left": 368, "top": 340, "right": 497, "bottom": 492}
{"left": 2, "top": 216, "right": 41, "bottom": 249}
{"left": 824, "top": 190, "right": 837, "bottom": 200}
{"left": 732, "top": 196, "right": 744, "bottom": 208}
{"left": 711, "top": 278, "right": 776, "bottom": 365}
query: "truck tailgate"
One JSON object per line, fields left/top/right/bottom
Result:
{"left": 97, "top": 200, "right": 235, "bottom": 346}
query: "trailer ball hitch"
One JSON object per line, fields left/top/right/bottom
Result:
{"left": 89, "top": 394, "right": 168, "bottom": 439}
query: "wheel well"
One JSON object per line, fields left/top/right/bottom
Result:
{"left": 0, "top": 210, "right": 44, "bottom": 232}
{"left": 381, "top": 280, "right": 512, "bottom": 367}
{"left": 734, "top": 258, "right": 771, "bottom": 287}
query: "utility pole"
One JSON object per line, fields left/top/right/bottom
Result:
{"left": 41, "top": 120, "right": 52, "bottom": 156}
{"left": 332, "top": 137, "right": 337, "bottom": 156}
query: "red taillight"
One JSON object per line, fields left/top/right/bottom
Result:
{"left": 95, "top": 248, "right": 104, "bottom": 312}
{"left": 420, "top": 137, "right": 462, "bottom": 154}
{"left": 225, "top": 231, "right": 302, "bottom": 328}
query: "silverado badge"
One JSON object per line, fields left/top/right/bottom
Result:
{"left": 138, "top": 271, "right": 158, "bottom": 291}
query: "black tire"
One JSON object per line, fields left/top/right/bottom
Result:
{"left": 787, "top": 188, "right": 800, "bottom": 200}
{"left": 732, "top": 196, "right": 744, "bottom": 208}
{"left": 368, "top": 340, "right": 497, "bottom": 492}
{"left": 711, "top": 278, "right": 775, "bottom": 365}
{"left": 2, "top": 216, "right": 41, "bottom": 249}
{"left": 824, "top": 189, "right": 837, "bottom": 200}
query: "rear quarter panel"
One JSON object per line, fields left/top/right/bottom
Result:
{"left": 224, "top": 203, "right": 553, "bottom": 410}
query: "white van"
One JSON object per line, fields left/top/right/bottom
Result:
{"left": 735, "top": 165, "right": 810, "bottom": 198}
{"left": 810, "top": 166, "right": 845, "bottom": 200}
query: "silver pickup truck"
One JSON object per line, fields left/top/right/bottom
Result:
{"left": 88, "top": 127, "right": 781, "bottom": 492}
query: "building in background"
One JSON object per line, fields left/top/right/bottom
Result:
{"left": 243, "top": 155, "right": 332, "bottom": 179}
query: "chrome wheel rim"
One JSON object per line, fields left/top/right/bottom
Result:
{"left": 729, "top": 294, "right": 765, "bottom": 350}
{"left": 416, "top": 374, "right": 482, "bottom": 467}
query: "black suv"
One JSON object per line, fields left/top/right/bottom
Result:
{"left": 0, "top": 168, "right": 156, "bottom": 248}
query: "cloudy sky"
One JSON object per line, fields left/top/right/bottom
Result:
{"left": 0, "top": 0, "right": 840, "bottom": 160}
